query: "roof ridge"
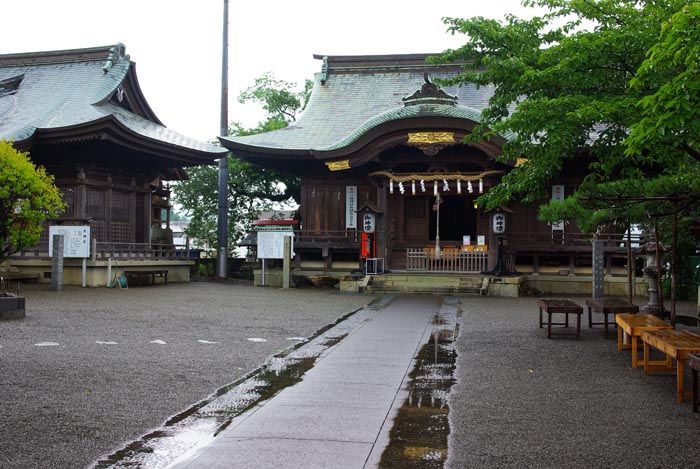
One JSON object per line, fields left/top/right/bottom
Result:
{"left": 0, "top": 44, "right": 125, "bottom": 67}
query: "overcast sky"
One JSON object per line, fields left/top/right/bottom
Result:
{"left": 1, "top": 0, "right": 538, "bottom": 143}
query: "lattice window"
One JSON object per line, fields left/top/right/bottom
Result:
{"left": 135, "top": 195, "right": 145, "bottom": 243}
{"left": 86, "top": 188, "right": 105, "bottom": 218}
{"left": 110, "top": 220, "right": 130, "bottom": 243}
{"left": 91, "top": 219, "right": 106, "bottom": 241}
{"left": 59, "top": 186, "right": 75, "bottom": 217}
{"left": 111, "top": 190, "right": 129, "bottom": 219}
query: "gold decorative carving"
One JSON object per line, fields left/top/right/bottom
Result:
{"left": 325, "top": 159, "right": 350, "bottom": 171}
{"left": 407, "top": 132, "right": 455, "bottom": 145}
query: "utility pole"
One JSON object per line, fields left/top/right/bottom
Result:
{"left": 216, "top": 0, "right": 229, "bottom": 279}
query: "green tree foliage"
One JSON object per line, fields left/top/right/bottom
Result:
{"left": 0, "top": 141, "right": 66, "bottom": 265}
{"left": 627, "top": 3, "right": 700, "bottom": 163}
{"left": 434, "top": 0, "right": 700, "bottom": 236}
{"left": 173, "top": 73, "right": 309, "bottom": 252}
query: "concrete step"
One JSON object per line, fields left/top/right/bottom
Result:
{"left": 364, "top": 274, "right": 485, "bottom": 295}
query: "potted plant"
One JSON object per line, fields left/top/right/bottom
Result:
{"left": 0, "top": 141, "right": 66, "bottom": 320}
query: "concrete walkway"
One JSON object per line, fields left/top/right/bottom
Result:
{"left": 172, "top": 296, "right": 441, "bottom": 468}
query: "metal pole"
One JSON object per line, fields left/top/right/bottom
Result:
{"left": 216, "top": 0, "right": 229, "bottom": 279}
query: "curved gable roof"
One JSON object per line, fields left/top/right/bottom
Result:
{"left": 0, "top": 44, "right": 226, "bottom": 162}
{"left": 220, "top": 53, "right": 508, "bottom": 158}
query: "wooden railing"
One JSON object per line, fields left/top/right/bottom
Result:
{"left": 407, "top": 248, "right": 488, "bottom": 273}
{"left": 506, "top": 231, "right": 642, "bottom": 252}
{"left": 294, "top": 230, "right": 361, "bottom": 246}
{"left": 12, "top": 242, "right": 193, "bottom": 261}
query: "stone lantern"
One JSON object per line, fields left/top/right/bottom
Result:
{"left": 640, "top": 241, "right": 667, "bottom": 317}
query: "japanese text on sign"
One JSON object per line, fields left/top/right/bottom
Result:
{"left": 362, "top": 213, "right": 376, "bottom": 233}
{"left": 346, "top": 186, "right": 357, "bottom": 229}
{"left": 49, "top": 226, "right": 90, "bottom": 258}
{"left": 257, "top": 231, "right": 295, "bottom": 259}
{"left": 492, "top": 213, "right": 506, "bottom": 235}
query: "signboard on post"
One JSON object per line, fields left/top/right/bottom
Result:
{"left": 49, "top": 226, "right": 90, "bottom": 258}
{"left": 257, "top": 231, "right": 295, "bottom": 259}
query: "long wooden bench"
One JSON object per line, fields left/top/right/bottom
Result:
{"left": 123, "top": 270, "right": 168, "bottom": 287}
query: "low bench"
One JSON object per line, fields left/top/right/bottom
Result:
{"left": 689, "top": 354, "right": 700, "bottom": 413}
{"left": 538, "top": 299, "right": 583, "bottom": 339}
{"left": 641, "top": 329, "right": 700, "bottom": 403}
{"left": 586, "top": 297, "right": 639, "bottom": 337}
{"left": 123, "top": 270, "right": 168, "bottom": 287}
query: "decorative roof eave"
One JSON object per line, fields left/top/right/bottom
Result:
{"left": 98, "top": 62, "right": 163, "bottom": 124}
{"left": 219, "top": 137, "right": 316, "bottom": 160}
{"left": 30, "top": 116, "right": 224, "bottom": 166}
{"left": 318, "top": 104, "right": 512, "bottom": 153}
{"left": 220, "top": 105, "right": 511, "bottom": 172}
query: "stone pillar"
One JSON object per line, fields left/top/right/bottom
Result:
{"left": 592, "top": 239, "right": 605, "bottom": 298}
{"left": 51, "top": 234, "right": 64, "bottom": 291}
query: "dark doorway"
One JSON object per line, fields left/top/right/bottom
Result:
{"left": 429, "top": 195, "right": 476, "bottom": 242}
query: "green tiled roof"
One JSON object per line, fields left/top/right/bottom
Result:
{"left": 0, "top": 44, "right": 226, "bottom": 158}
{"left": 221, "top": 54, "right": 508, "bottom": 155}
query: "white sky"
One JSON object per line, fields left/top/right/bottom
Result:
{"left": 1, "top": 0, "right": 539, "bottom": 144}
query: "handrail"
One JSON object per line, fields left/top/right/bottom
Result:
{"left": 11, "top": 242, "right": 192, "bottom": 261}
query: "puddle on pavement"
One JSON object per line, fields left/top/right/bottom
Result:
{"left": 94, "top": 295, "right": 391, "bottom": 469}
{"left": 378, "top": 298, "right": 460, "bottom": 469}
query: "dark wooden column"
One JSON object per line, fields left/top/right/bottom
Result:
{"left": 376, "top": 182, "right": 388, "bottom": 263}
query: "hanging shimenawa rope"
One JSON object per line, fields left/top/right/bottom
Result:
{"left": 368, "top": 170, "right": 504, "bottom": 183}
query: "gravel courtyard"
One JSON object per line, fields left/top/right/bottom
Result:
{"left": 0, "top": 281, "right": 372, "bottom": 469}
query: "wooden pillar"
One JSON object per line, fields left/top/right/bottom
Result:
{"left": 376, "top": 183, "right": 388, "bottom": 261}
{"left": 105, "top": 174, "right": 113, "bottom": 243}
{"left": 76, "top": 167, "right": 86, "bottom": 219}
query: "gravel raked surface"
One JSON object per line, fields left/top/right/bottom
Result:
{"left": 447, "top": 296, "right": 700, "bottom": 469}
{"left": 0, "top": 281, "right": 373, "bottom": 469}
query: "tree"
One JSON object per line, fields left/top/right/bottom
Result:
{"left": 434, "top": 0, "right": 700, "bottom": 229}
{"left": 0, "top": 141, "right": 66, "bottom": 266}
{"left": 627, "top": 2, "right": 700, "bottom": 163}
{"left": 173, "top": 73, "right": 310, "bottom": 252}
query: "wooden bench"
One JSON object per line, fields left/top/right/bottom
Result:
{"left": 538, "top": 299, "right": 583, "bottom": 339}
{"left": 641, "top": 330, "right": 700, "bottom": 403}
{"left": 615, "top": 313, "right": 673, "bottom": 369}
{"left": 123, "top": 270, "right": 168, "bottom": 287}
{"left": 689, "top": 353, "right": 700, "bottom": 412}
{"left": 586, "top": 298, "right": 639, "bottom": 337}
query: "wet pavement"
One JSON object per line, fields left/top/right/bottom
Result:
{"left": 169, "top": 295, "right": 448, "bottom": 468}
